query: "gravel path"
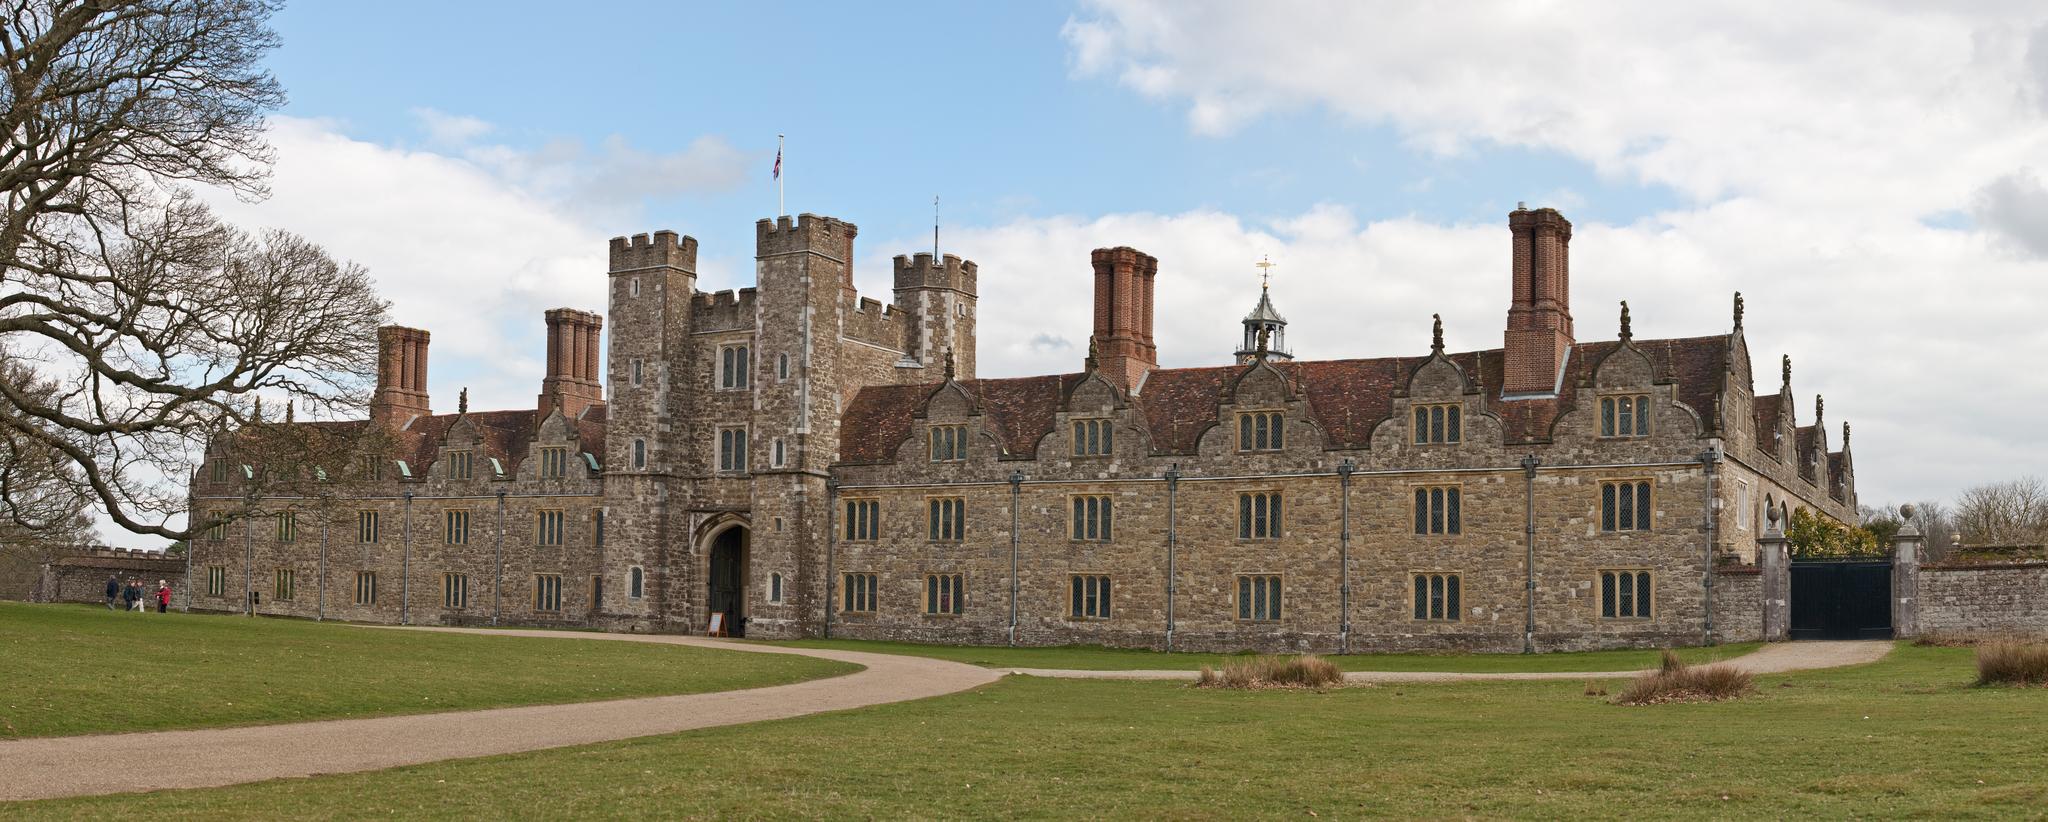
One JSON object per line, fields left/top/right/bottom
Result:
{"left": 1000, "top": 639, "right": 1894, "bottom": 682}
{"left": 0, "top": 628, "right": 999, "bottom": 802}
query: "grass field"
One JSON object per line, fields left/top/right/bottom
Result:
{"left": 14, "top": 644, "right": 2047, "bottom": 818}
{"left": 775, "top": 636, "right": 1761, "bottom": 672}
{"left": 0, "top": 603, "right": 855, "bottom": 738}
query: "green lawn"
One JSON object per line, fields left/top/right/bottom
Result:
{"left": 12, "top": 644, "right": 2047, "bottom": 818}
{"left": 0, "top": 603, "right": 855, "bottom": 738}
{"left": 774, "top": 636, "right": 1761, "bottom": 672}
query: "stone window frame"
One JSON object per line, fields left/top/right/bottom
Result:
{"left": 535, "top": 509, "right": 566, "bottom": 547}
{"left": 1069, "top": 573, "right": 1112, "bottom": 620}
{"left": 843, "top": 498, "right": 880, "bottom": 541}
{"left": 1236, "top": 410, "right": 1286, "bottom": 452}
{"left": 1412, "top": 484, "right": 1463, "bottom": 536}
{"left": 274, "top": 568, "right": 295, "bottom": 602}
{"left": 1070, "top": 494, "right": 1114, "bottom": 542}
{"left": 631, "top": 358, "right": 643, "bottom": 387}
{"left": 1411, "top": 402, "right": 1463, "bottom": 445}
{"left": 206, "top": 565, "right": 227, "bottom": 597}
{"left": 772, "top": 438, "right": 786, "bottom": 468}
{"left": 206, "top": 517, "right": 228, "bottom": 542}
{"left": 632, "top": 438, "right": 647, "bottom": 470}
{"left": 928, "top": 424, "right": 968, "bottom": 462}
{"left": 1600, "top": 478, "right": 1655, "bottom": 533}
{"left": 927, "top": 495, "right": 966, "bottom": 542}
{"left": 769, "top": 571, "right": 783, "bottom": 604}
{"left": 444, "top": 509, "right": 470, "bottom": 546}
{"left": 628, "top": 566, "right": 644, "bottom": 600}
{"left": 534, "top": 573, "right": 563, "bottom": 612}
{"left": 1236, "top": 573, "right": 1283, "bottom": 622}
{"left": 1237, "top": 489, "right": 1284, "bottom": 541}
{"left": 357, "top": 510, "right": 379, "bottom": 544}
{"left": 276, "top": 511, "right": 297, "bottom": 544}
{"left": 842, "top": 572, "right": 878, "bottom": 613}
{"left": 446, "top": 449, "right": 474, "bottom": 481}
{"left": 1599, "top": 569, "right": 1654, "bottom": 619}
{"left": 210, "top": 458, "right": 230, "bottom": 483}
{"left": 924, "top": 572, "right": 965, "bottom": 616}
{"left": 354, "top": 571, "right": 378, "bottom": 606}
{"left": 717, "top": 426, "right": 749, "bottom": 473}
{"left": 1072, "top": 418, "right": 1114, "bottom": 458}
{"left": 1599, "top": 394, "right": 1652, "bottom": 439}
{"left": 1411, "top": 571, "right": 1461, "bottom": 622}
{"left": 593, "top": 509, "right": 605, "bottom": 547}
{"left": 444, "top": 572, "right": 469, "bottom": 609}
{"left": 537, "top": 446, "right": 569, "bottom": 479}
{"left": 629, "top": 276, "right": 641, "bottom": 298}
{"left": 1736, "top": 480, "right": 1753, "bottom": 532}
{"left": 777, "top": 352, "right": 790, "bottom": 381}
{"left": 718, "top": 343, "right": 751, "bottom": 391}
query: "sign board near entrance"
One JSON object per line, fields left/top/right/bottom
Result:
{"left": 707, "top": 612, "right": 726, "bottom": 637}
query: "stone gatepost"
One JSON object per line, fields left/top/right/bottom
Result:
{"left": 1758, "top": 506, "right": 1791, "bottom": 642}
{"left": 1892, "top": 504, "right": 1923, "bottom": 639}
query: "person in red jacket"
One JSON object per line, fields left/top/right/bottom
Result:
{"left": 155, "top": 580, "right": 171, "bottom": 613}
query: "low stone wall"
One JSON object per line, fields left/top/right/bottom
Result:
{"left": 1919, "top": 562, "right": 2048, "bottom": 639}
{"left": 1712, "top": 567, "right": 1763, "bottom": 643}
{"left": 37, "top": 550, "right": 191, "bottom": 610}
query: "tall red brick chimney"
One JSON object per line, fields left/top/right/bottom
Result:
{"left": 370, "top": 325, "right": 431, "bottom": 426}
{"left": 1088, "top": 246, "right": 1159, "bottom": 388}
{"left": 538, "top": 308, "right": 604, "bottom": 419}
{"left": 1502, "top": 206, "right": 1575, "bottom": 396}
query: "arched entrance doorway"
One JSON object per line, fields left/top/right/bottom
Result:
{"left": 707, "top": 525, "right": 748, "bottom": 637}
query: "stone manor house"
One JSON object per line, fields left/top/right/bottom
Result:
{"left": 187, "top": 206, "right": 1859, "bottom": 652}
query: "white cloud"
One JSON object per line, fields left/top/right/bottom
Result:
{"left": 411, "top": 107, "right": 493, "bottom": 144}
{"left": 1049, "top": 1, "right": 2048, "bottom": 506}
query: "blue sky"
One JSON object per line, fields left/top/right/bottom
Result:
{"left": 262, "top": 1, "right": 1676, "bottom": 252}
{"left": 157, "top": 0, "right": 2048, "bottom": 543}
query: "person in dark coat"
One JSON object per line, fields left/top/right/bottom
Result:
{"left": 105, "top": 575, "right": 121, "bottom": 610}
{"left": 122, "top": 579, "right": 142, "bottom": 612}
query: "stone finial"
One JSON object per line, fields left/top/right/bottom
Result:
{"left": 458, "top": 387, "right": 469, "bottom": 415}
{"left": 1618, "top": 300, "right": 1632, "bottom": 341}
{"left": 1815, "top": 394, "right": 1824, "bottom": 427}
{"left": 1084, "top": 337, "right": 1099, "bottom": 371}
{"left": 1781, "top": 355, "right": 1792, "bottom": 390}
{"left": 1431, "top": 313, "right": 1444, "bottom": 353}
{"left": 285, "top": 401, "right": 294, "bottom": 424}
{"left": 1899, "top": 503, "right": 1922, "bottom": 538}
{"left": 1733, "top": 291, "right": 1744, "bottom": 330}
{"left": 943, "top": 349, "right": 956, "bottom": 381}
{"left": 1842, "top": 421, "right": 1850, "bottom": 447}
{"left": 1899, "top": 503, "right": 1915, "bottom": 522}
{"left": 1765, "top": 503, "right": 1782, "bottom": 534}
{"left": 251, "top": 396, "right": 263, "bottom": 423}
{"left": 1255, "top": 324, "right": 1273, "bottom": 358}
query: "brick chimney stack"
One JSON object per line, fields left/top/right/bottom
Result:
{"left": 1502, "top": 205, "right": 1575, "bottom": 396}
{"left": 370, "top": 325, "right": 431, "bottom": 426}
{"left": 538, "top": 308, "right": 604, "bottom": 419}
{"left": 1088, "top": 246, "right": 1159, "bottom": 388}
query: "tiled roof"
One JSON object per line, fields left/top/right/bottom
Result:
{"left": 254, "top": 403, "right": 607, "bottom": 478}
{"left": 839, "top": 335, "right": 1730, "bottom": 463}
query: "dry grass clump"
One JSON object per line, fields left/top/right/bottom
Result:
{"left": 1913, "top": 633, "right": 1980, "bottom": 648}
{"left": 1975, "top": 642, "right": 2048, "bottom": 687}
{"left": 1613, "top": 650, "right": 1754, "bottom": 705}
{"left": 1195, "top": 655, "right": 1344, "bottom": 690}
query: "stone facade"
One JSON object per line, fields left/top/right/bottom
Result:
{"left": 186, "top": 206, "right": 1859, "bottom": 652}
{"left": 1916, "top": 563, "right": 2048, "bottom": 639}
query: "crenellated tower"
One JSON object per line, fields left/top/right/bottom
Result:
{"left": 893, "top": 252, "right": 978, "bottom": 380}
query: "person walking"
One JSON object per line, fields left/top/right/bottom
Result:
{"left": 155, "top": 580, "right": 171, "bottom": 614}
{"left": 104, "top": 575, "right": 121, "bottom": 610}
{"left": 123, "top": 579, "right": 142, "bottom": 612}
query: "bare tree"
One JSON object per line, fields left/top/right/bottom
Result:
{"left": 0, "top": 1, "right": 388, "bottom": 539}
{"left": 1954, "top": 477, "right": 2048, "bottom": 547}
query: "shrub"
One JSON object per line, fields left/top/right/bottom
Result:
{"left": 1194, "top": 655, "right": 1343, "bottom": 690}
{"left": 1615, "top": 651, "right": 1754, "bottom": 705}
{"left": 1976, "top": 642, "right": 2048, "bottom": 686}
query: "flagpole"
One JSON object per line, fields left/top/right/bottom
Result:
{"left": 777, "top": 134, "right": 785, "bottom": 217}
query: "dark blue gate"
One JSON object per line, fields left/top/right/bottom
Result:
{"left": 1789, "top": 559, "right": 1893, "bottom": 640}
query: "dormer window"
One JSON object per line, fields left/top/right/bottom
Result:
{"left": 929, "top": 425, "right": 967, "bottom": 462}
{"left": 1601, "top": 395, "right": 1650, "bottom": 438}
{"left": 538, "top": 447, "right": 568, "bottom": 479}
{"left": 1072, "top": 419, "right": 1113, "bottom": 457}
{"left": 1413, "top": 403, "right": 1461, "bottom": 445}
{"left": 1237, "top": 411, "right": 1284, "bottom": 451}
{"left": 447, "top": 450, "right": 473, "bottom": 480}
